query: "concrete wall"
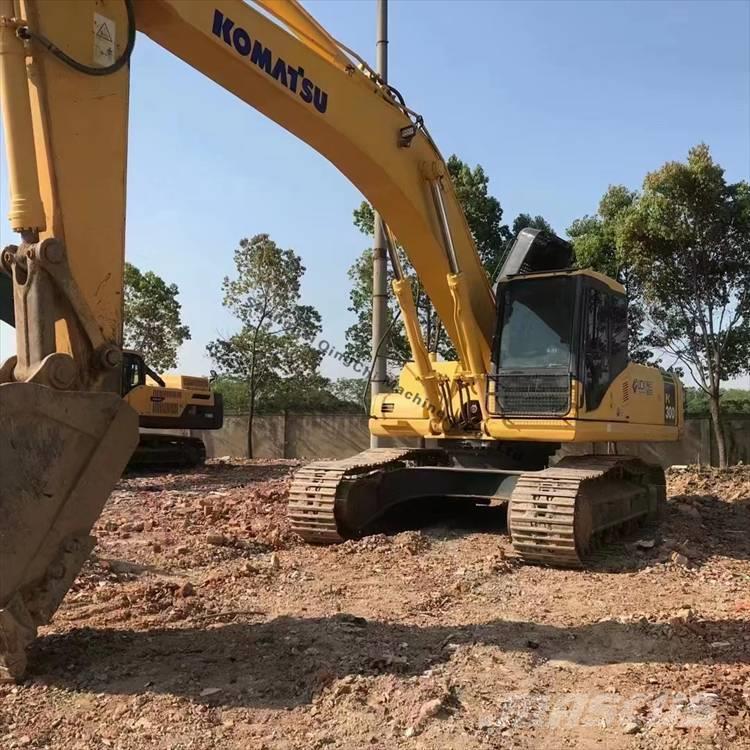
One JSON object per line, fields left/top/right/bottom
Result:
{"left": 178, "top": 414, "right": 749, "bottom": 467}
{"left": 202, "top": 415, "right": 286, "bottom": 459}
{"left": 286, "top": 414, "right": 372, "bottom": 459}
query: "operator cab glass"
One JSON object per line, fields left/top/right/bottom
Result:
{"left": 121, "top": 352, "right": 146, "bottom": 395}
{"left": 491, "top": 272, "right": 629, "bottom": 417}
{"left": 499, "top": 277, "right": 575, "bottom": 370}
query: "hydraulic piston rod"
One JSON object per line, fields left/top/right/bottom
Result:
{"left": 0, "top": 5, "right": 45, "bottom": 237}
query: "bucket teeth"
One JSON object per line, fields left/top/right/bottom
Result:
{"left": 0, "top": 595, "right": 36, "bottom": 682}
{"left": 0, "top": 383, "right": 138, "bottom": 681}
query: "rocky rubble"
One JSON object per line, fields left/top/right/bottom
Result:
{"left": 0, "top": 463, "right": 748, "bottom": 749}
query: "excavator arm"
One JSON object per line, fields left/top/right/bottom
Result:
{"left": 0, "top": 0, "right": 496, "bottom": 679}
{"left": 2, "top": 0, "right": 495, "bottom": 374}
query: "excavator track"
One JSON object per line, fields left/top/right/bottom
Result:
{"left": 128, "top": 434, "right": 207, "bottom": 470}
{"left": 508, "top": 455, "right": 665, "bottom": 568}
{"left": 288, "top": 447, "right": 437, "bottom": 543}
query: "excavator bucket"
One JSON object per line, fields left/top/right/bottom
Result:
{"left": 0, "top": 382, "right": 138, "bottom": 681}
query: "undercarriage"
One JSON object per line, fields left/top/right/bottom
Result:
{"left": 288, "top": 444, "right": 665, "bottom": 568}
{"left": 127, "top": 434, "right": 207, "bottom": 470}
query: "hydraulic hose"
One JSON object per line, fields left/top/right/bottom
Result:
{"left": 18, "top": 0, "right": 135, "bottom": 77}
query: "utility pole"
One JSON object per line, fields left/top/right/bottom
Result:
{"left": 370, "top": 0, "right": 388, "bottom": 448}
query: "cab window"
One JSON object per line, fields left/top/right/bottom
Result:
{"left": 122, "top": 355, "right": 144, "bottom": 395}
{"left": 583, "top": 286, "right": 628, "bottom": 410}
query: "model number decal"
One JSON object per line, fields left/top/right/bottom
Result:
{"left": 663, "top": 377, "right": 677, "bottom": 425}
{"left": 212, "top": 9, "right": 329, "bottom": 114}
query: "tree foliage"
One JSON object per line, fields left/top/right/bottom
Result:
{"left": 349, "top": 204, "right": 455, "bottom": 364}
{"left": 213, "top": 375, "right": 356, "bottom": 415}
{"left": 345, "top": 155, "right": 553, "bottom": 367}
{"left": 206, "top": 234, "right": 326, "bottom": 456}
{"left": 446, "top": 155, "right": 509, "bottom": 274}
{"left": 123, "top": 262, "right": 190, "bottom": 372}
{"left": 618, "top": 144, "right": 750, "bottom": 467}
{"left": 721, "top": 389, "right": 750, "bottom": 415}
{"left": 329, "top": 377, "right": 369, "bottom": 411}
{"left": 684, "top": 387, "right": 750, "bottom": 417}
{"left": 511, "top": 213, "right": 554, "bottom": 238}
{"left": 567, "top": 146, "right": 749, "bottom": 465}
{"left": 344, "top": 246, "right": 411, "bottom": 368}
{"left": 567, "top": 186, "right": 653, "bottom": 363}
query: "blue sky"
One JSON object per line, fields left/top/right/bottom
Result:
{"left": 1, "top": 0, "right": 749, "bottom": 386}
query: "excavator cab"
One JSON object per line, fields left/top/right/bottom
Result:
{"left": 122, "top": 350, "right": 165, "bottom": 394}
{"left": 490, "top": 269, "right": 629, "bottom": 418}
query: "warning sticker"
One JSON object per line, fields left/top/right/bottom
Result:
{"left": 93, "top": 13, "right": 116, "bottom": 67}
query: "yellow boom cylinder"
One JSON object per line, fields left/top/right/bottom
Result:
{"left": 391, "top": 277, "right": 445, "bottom": 433}
{"left": 0, "top": 5, "right": 45, "bottom": 234}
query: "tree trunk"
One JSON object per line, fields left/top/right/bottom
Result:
{"left": 707, "top": 391, "right": 727, "bottom": 468}
{"left": 247, "top": 388, "right": 255, "bottom": 459}
{"left": 247, "top": 408, "right": 254, "bottom": 459}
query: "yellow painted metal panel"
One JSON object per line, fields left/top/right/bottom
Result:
{"left": 20, "top": 0, "right": 130, "bottom": 348}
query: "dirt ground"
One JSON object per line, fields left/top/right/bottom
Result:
{"left": 1, "top": 461, "right": 748, "bottom": 750}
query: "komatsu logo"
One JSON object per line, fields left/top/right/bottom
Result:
{"left": 212, "top": 9, "right": 329, "bottom": 114}
{"left": 632, "top": 378, "right": 654, "bottom": 396}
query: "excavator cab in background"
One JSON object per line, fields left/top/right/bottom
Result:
{"left": 121, "top": 351, "right": 223, "bottom": 468}
{"left": 0, "top": 274, "right": 222, "bottom": 469}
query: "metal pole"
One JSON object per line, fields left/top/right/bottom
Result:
{"left": 370, "top": 0, "right": 388, "bottom": 447}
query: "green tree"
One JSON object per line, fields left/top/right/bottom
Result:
{"left": 207, "top": 234, "right": 324, "bottom": 457}
{"left": 567, "top": 185, "right": 653, "bottom": 363}
{"left": 350, "top": 205, "right": 453, "bottom": 364}
{"left": 329, "top": 376, "right": 369, "bottom": 411}
{"left": 511, "top": 213, "right": 554, "bottom": 238}
{"left": 344, "top": 244, "right": 411, "bottom": 368}
{"left": 683, "top": 386, "right": 750, "bottom": 417}
{"left": 721, "top": 388, "right": 750, "bottom": 415}
{"left": 683, "top": 386, "right": 710, "bottom": 417}
{"left": 346, "top": 156, "right": 553, "bottom": 367}
{"left": 123, "top": 263, "right": 191, "bottom": 372}
{"left": 619, "top": 144, "right": 750, "bottom": 467}
{"left": 446, "top": 155, "right": 510, "bottom": 273}
{"left": 214, "top": 373, "right": 359, "bottom": 415}
{"left": 260, "top": 373, "right": 356, "bottom": 413}
{"left": 211, "top": 376, "right": 251, "bottom": 414}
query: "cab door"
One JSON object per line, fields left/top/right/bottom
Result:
{"left": 582, "top": 285, "right": 628, "bottom": 411}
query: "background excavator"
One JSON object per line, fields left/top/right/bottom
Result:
{"left": 1, "top": 284, "right": 223, "bottom": 466}
{"left": 121, "top": 350, "right": 223, "bottom": 468}
{"left": 0, "top": 0, "right": 682, "bottom": 681}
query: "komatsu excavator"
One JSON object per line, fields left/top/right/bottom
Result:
{"left": 0, "top": 0, "right": 682, "bottom": 680}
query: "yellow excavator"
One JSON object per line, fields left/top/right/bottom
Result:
{"left": 0, "top": 0, "right": 682, "bottom": 680}
{"left": 121, "top": 350, "right": 223, "bottom": 468}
